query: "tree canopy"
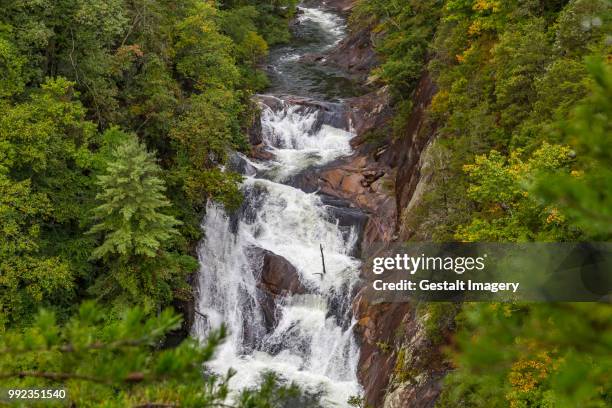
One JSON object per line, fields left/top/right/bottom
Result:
{"left": 0, "top": 0, "right": 301, "bottom": 405}
{"left": 353, "top": 0, "right": 612, "bottom": 406}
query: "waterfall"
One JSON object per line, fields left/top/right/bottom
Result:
{"left": 256, "top": 98, "right": 353, "bottom": 181}
{"left": 193, "top": 3, "right": 363, "bottom": 407}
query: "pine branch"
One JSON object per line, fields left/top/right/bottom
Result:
{"left": 0, "top": 370, "right": 147, "bottom": 384}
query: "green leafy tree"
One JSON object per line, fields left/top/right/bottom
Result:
{"left": 0, "top": 77, "right": 97, "bottom": 223}
{"left": 492, "top": 18, "right": 552, "bottom": 130}
{"left": 88, "top": 134, "right": 194, "bottom": 312}
{"left": 436, "top": 62, "right": 612, "bottom": 408}
{"left": 170, "top": 89, "right": 245, "bottom": 210}
{"left": 437, "top": 303, "right": 612, "bottom": 408}
{"left": 352, "top": 0, "right": 444, "bottom": 99}
{"left": 1, "top": 0, "right": 129, "bottom": 125}
{"left": 555, "top": 0, "right": 612, "bottom": 57}
{"left": 174, "top": 1, "right": 239, "bottom": 91}
{"left": 0, "top": 176, "right": 72, "bottom": 326}
{"left": 400, "top": 0, "right": 611, "bottom": 241}
{"left": 0, "top": 27, "right": 25, "bottom": 97}
{"left": 219, "top": 6, "right": 270, "bottom": 91}
{"left": 455, "top": 143, "right": 576, "bottom": 242}
{"left": 0, "top": 0, "right": 315, "bottom": 401}
{"left": 219, "top": 0, "right": 299, "bottom": 46}
{"left": 0, "top": 77, "right": 97, "bottom": 322}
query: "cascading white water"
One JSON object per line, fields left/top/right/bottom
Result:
{"left": 257, "top": 98, "right": 353, "bottom": 181}
{"left": 298, "top": 7, "right": 346, "bottom": 46}
{"left": 193, "top": 3, "right": 362, "bottom": 407}
{"left": 195, "top": 179, "right": 361, "bottom": 406}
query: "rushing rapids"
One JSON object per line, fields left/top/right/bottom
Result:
{"left": 193, "top": 2, "right": 363, "bottom": 406}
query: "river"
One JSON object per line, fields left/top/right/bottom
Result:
{"left": 193, "top": 2, "right": 363, "bottom": 406}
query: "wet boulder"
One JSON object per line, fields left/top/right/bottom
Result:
{"left": 248, "top": 247, "right": 308, "bottom": 332}
{"left": 248, "top": 110, "right": 263, "bottom": 146}
{"left": 256, "top": 94, "right": 285, "bottom": 112}
{"left": 251, "top": 247, "right": 307, "bottom": 296}
{"left": 228, "top": 153, "right": 257, "bottom": 176}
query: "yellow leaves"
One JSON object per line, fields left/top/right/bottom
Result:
{"left": 489, "top": 303, "right": 515, "bottom": 316}
{"left": 372, "top": 22, "right": 386, "bottom": 34}
{"left": 502, "top": 304, "right": 514, "bottom": 317}
{"left": 462, "top": 163, "right": 476, "bottom": 173}
{"left": 545, "top": 207, "right": 565, "bottom": 224}
{"left": 510, "top": 360, "right": 541, "bottom": 388}
{"left": 571, "top": 169, "right": 583, "bottom": 178}
{"left": 473, "top": 0, "right": 501, "bottom": 13}
{"left": 430, "top": 90, "right": 450, "bottom": 114}
{"left": 457, "top": 142, "right": 577, "bottom": 241}
{"left": 507, "top": 351, "right": 559, "bottom": 407}
{"left": 468, "top": 20, "right": 484, "bottom": 36}
{"left": 456, "top": 44, "right": 477, "bottom": 64}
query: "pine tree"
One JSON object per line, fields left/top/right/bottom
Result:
{"left": 89, "top": 134, "right": 180, "bottom": 260}
{"left": 87, "top": 134, "right": 195, "bottom": 312}
{"left": 534, "top": 59, "right": 612, "bottom": 239}
{"left": 0, "top": 302, "right": 311, "bottom": 407}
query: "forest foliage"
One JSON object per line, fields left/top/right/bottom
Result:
{"left": 354, "top": 0, "right": 611, "bottom": 406}
{"left": 2, "top": 0, "right": 611, "bottom": 406}
{"left": 0, "top": 0, "right": 301, "bottom": 405}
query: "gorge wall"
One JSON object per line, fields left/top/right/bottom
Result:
{"left": 290, "top": 1, "right": 454, "bottom": 407}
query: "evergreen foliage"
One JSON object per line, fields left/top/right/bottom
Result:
{"left": 534, "top": 60, "right": 612, "bottom": 239}
{"left": 0, "top": 0, "right": 302, "bottom": 404}
{"left": 89, "top": 134, "right": 179, "bottom": 260}
{"left": 0, "top": 302, "right": 306, "bottom": 407}
{"left": 0, "top": 0, "right": 297, "bottom": 319}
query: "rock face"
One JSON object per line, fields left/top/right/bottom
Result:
{"left": 349, "top": 86, "right": 393, "bottom": 141}
{"left": 302, "top": 0, "right": 379, "bottom": 82}
{"left": 323, "top": 0, "right": 356, "bottom": 13}
{"left": 247, "top": 102, "right": 275, "bottom": 161}
{"left": 255, "top": 248, "right": 308, "bottom": 296}
{"left": 348, "top": 73, "right": 446, "bottom": 408}
{"left": 249, "top": 247, "right": 308, "bottom": 332}
{"left": 387, "top": 74, "right": 438, "bottom": 237}
{"left": 248, "top": 105, "right": 263, "bottom": 146}
{"left": 353, "top": 290, "right": 455, "bottom": 408}
{"left": 322, "top": 25, "right": 379, "bottom": 81}
{"left": 353, "top": 299, "right": 412, "bottom": 406}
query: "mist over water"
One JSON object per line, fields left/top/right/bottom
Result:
{"left": 193, "top": 2, "right": 363, "bottom": 406}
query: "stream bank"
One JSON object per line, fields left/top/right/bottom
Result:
{"left": 193, "top": 1, "right": 366, "bottom": 406}
{"left": 194, "top": 1, "right": 451, "bottom": 406}
{"left": 283, "top": 2, "right": 455, "bottom": 407}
